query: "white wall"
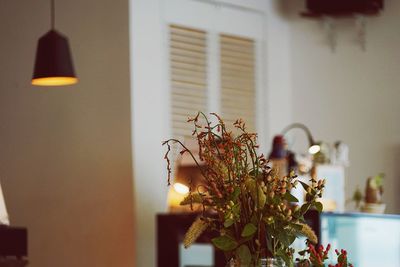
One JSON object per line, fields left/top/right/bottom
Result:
{"left": 286, "top": 0, "right": 400, "bottom": 213}
{"left": 0, "top": 0, "right": 135, "bottom": 266}
{"left": 131, "top": 1, "right": 400, "bottom": 266}
{"left": 130, "top": 0, "right": 170, "bottom": 267}
{"left": 129, "top": 1, "right": 294, "bottom": 266}
{"left": 264, "top": 1, "right": 293, "bottom": 146}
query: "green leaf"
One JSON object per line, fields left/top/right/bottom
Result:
{"left": 245, "top": 179, "right": 257, "bottom": 197}
{"left": 180, "top": 193, "right": 203, "bottom": 205}
{"left": 300, "top": 203, "right": 311, "bottom": 215}
{"left": 224, "top": 210, "right": 231, "bottom": 221}
{"left": 231, "top": 187, "right": 241, "bottom": 201}
{"left": 245, "top": 178, "right": 266, "bottom": 208}
{"left": 314, "top": 202, "right": 323, "bottom": 213}
{"left": 211, "top": 235, "right": 238, "bottom": 251}
{"left": 241, "top": 223, "right": 257, "bottom": 237}
{"left": 299, "top": 181, "right": 309, "bottom": 191}
{"left": 236, "top": 245, "right": 251, "bottom": 266}
{"left": 224, "top": 218, "right": 234, "bottom": 228}
{"left": 257, "top": 187, "right": 266, "bottom": 208}
{"left": 284, "top": 192, "right": 299, "bottom": 203}
{"left": 288, "top": 234, "right": 296, "bottom": 245}
{"left": 230, "top": 204, "right": 241, "bottom": 222}
{"left": 278, "top": 231, "right": 296, "bottom": 247}
{"left": 276, "top": 249, "right": 293, "bottom": 267}
{"left": 232, "top": 203, "right": 241, "bottom": 215}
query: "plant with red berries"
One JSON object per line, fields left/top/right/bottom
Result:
{"left": 296, "top": 243, "right": 353, "bottom": 267}
{"left": 329, "top": 248, "right": 353, "bottom": 267}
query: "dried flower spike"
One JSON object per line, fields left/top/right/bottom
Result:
{"left": 183, "top": 217, "right": 209, "bottom": 248}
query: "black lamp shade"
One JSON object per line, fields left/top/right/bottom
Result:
{"left": 32, "top": 30, "right": 78, "bottom": 86}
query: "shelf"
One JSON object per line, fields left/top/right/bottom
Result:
{"left": 300, "top": 9, "right": 382, "bottom": 19}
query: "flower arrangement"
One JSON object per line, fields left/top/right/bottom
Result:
{"left": 163, "top": 113, "right": 349, "bottom": 266}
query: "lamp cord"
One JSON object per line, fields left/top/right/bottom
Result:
{"left": 51, "top": 0, "right": 55, "bottom": 29}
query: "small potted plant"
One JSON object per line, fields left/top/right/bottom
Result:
{"left": 352, "top": 173, "right": 385, "bottom": 214}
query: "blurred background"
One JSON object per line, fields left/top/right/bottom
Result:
{"left": 0, "top": 0, "right": 399, "bottom": 266}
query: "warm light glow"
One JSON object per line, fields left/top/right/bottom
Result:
{"left": 308, "top": 144, "right": 321, "bottom": 155}
{"left": 173, "top": 183, "right": 189, "bottom": 195}
{"left": 32, "top": 77, "right": 78, "bottom": 86}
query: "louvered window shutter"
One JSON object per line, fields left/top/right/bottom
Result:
{"left": 169, "top": 25, "right": 257, "bottom": 139}
{"left": 220, "top": 34, "right": 256, "bottom": 132}
{"left": 169, "top": 25, "right": 208, "bottom": 141}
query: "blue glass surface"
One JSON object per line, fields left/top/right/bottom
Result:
{"left": 321, "top": 212, "right": 400, "bottom": 267}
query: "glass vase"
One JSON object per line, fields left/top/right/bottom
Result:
{"left": 226, "top": 257, "right": 286, "bottom": 267}
{"left": 263, "top": 258, "right": 286, "bottom": 267}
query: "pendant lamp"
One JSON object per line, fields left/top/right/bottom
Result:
{"left": 32, "top": 0, "right": 78, "bottom": 86}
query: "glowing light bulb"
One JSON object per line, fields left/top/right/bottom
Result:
{"left": 32, "top": 77, "right": 78, "bottom": 86}
{"left": 308, "top": 144, "right": 321, "bottom": 155}
{"left": 173, "top": 183, "right": 189, "bottom": 195}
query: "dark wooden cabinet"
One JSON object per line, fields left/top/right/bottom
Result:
{"left": 0, "top": 259, "right": 28, "bottom": 267}
{"left": 157, "top": 213, "right": 225, "bottom": 267}
{"left": 0, "top": 226, "right": 28, "bottom": 267}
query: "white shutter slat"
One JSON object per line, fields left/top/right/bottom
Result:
{"left": 171, "top": 25, "right": 205, "bottom": 38}
{"left": 221, "top": 75, "right": 254, "bottom": 84}
{"left": 220, "top": 51, "right": 254, "bottom": 61}
{"left": 221, "top": 89, "right": 253, "bottom": 98}
{"left": 170, "top": 48, "right": 206, "bottom": 60}
{"left": 221, "top": 63, "right": 254, "bottom": 73}
{"left": 170, "top": 42, "right": 206, "bottom": 54}
{"left": 170, "top": 34, "right": 205, "bottom": 46}
{"left": 171, "top": 55, "right": 206, "bottom": 66}
{"left": 171, "top": 61, "right": 206, "bottom": 72}
{"left": 172, "top": 87, "right": 205, "bottom": 96}
{"left": 221, "top": 57, "right": 254, "bottom": 68}
{"left": 221, "top": 80, "right": 254, "bottom": 90}
{"left": 172, "top": 75, "right": 206, "bottom": 86}
{"left": 172, "top": 69, "right": 207, "bottom": 80}
{"left": 222, "top": 94, "right": 254, "bottom": 105}
{"left": 172, "top": 81, "right": 205, "bottom": 90}
{"left": 172, "top": 92, "right": 206, "bottom": 102}
{"left": 172, "top": 101, "right": 206, "bottom": 111}
{"left": 170, "top": 25, "right": 207, "bottom": 139}
{"left": 220, "top": 43, "right": 253, "bottom": 54}
{"left": 220, "top": 34, "right": 256, "bottom": 132}
{"left": 221, "top": 69, "right": 254, "bottom": 77}
{"left": 220, "top": 34, "right": 253, "bottom": 45}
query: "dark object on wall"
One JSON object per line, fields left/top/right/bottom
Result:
{"left": 269, "top": 135, "right": 287, "bottom": 160}
{"left": 303, "top": 0, "right": 384, "bottom": 17}
{"left": 0, "top": 226, "right": 27, "bottom": 258}
{"left": 157, "top": 213, "right": 225, "bottom": 267}
{"left": 32, "top": 0, "right": 77, "bottom": 86}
